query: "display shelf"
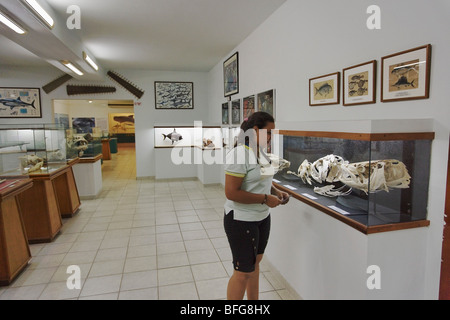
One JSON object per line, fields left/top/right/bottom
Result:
{"left": 154, "top": 125, "right": 223, "bottom": 149}
{"left": 274, "top": 126, "right": 434, "bottom": 234}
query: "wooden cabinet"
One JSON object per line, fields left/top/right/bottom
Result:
{"left": 101, "top": 139, "right": 112, "bottom": 160}
{"left": 0, "top": 179, "right": 33, "bottom": 286}
{"left": 54, "top": 158, "right": 81, "bottom": 218}
{"left": 14, "top": 165, "right": 68, "bottom": 243}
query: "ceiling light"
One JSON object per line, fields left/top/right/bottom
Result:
{"left": 61, "top": 61, "right": 84, "bottom": 76}
{"left": 0, "top": 11, "right": 27, "bottom": 34}
{"left": 23, "top": 0, "right": 54, "bottom": 29}
{"left": 83, "top": 52, "right": 99, "bottom": 71}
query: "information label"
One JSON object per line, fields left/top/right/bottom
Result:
{"left": 328, "top": 205, "right": 351, "bottom": 215}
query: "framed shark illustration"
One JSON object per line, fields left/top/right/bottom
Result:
{"left": 0, "top": 87, "right": 42, "bottom": 118}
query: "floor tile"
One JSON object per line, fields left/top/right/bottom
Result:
{"left": 0, "top": 284, "right": 46, "bottom": 300}
{"left": 80, "top": 274, "right": 122, "bottom": 297}
{"left": 195, "top": 277, "right": 229, "bottom": 300}
{"left": 118, "top": 288, "right": 158, "bottom": 300}
{"left": 158, "top": 282, "right": 199, "bottom": 300}
{"left": 120, "top": 270, "right": 158, "bottom": 291}
{"left": 158, "top": 266, "right": 194, "bottom": 286}
{"left": 191, "top": 262, "right": 228, "bottom": 281}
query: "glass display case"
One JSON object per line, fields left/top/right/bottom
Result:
{"left": 69, "top": 127, "right": 102, "bottom": 158}
{"left": 273, "top": 130, "right": 435, "bottom": 232}
{"left": 222, "top": 126, "right": 240, "bottom": 150}
{"left": 0, "top": 124, "right": 67, "bottom": 176}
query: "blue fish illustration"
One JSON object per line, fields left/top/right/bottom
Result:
{"left": 0, "top": 97, "right": 36, "bottom": 109}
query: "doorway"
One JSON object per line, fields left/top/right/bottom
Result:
{"left": 52, "top": 99, "right": 136, "bottom": 168}
{"left": 440, "top": 141, "right": 450, "bottom": 300}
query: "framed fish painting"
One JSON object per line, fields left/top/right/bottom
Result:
{"left": 155, "top": 81, "right": 194, "bottom": 109}
{"left": 0, "top": 87, "right": 42, "bottom": 118}
{"left": 309, "top": 73, "right": 340, "bottom": 106}
{"left": 343, "top": 60, "right": 377, "bottom": 106}
{"left": 381, "top": 44, "right": 431, "bottom": 102}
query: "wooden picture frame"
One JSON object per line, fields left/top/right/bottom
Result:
{"left": 381, "top": 44, "right": 431, "bottom": 102}
{"left": 224, "top": 52, "right": 239, "bottom": 97}
{"left": 243, "top": 95, "right": 256, "bottom": 119}
{"left": 222, "top": 102, "right": 230, "bottom": 125}
{"left": 309, "top": 72, "right": 340, "bottom": 106}
{"left": 0, "top": 87, "right": 42, "bottom": 118}
{"left": 154, "top": 81, "right": 194, "bottom": 109}
{"left": 231, "top": 99, "right": 241, "bottom": 125}
{"left": 257, "top": 89, "right": 276, "bottom": 119}
{"left": 343, "top": 60, "right": 377, "bottom": 106}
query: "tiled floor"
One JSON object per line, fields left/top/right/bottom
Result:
{"left": 0, "top": 145, "right": 297, "bottom": 300}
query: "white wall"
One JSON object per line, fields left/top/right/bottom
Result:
{"left": 208, "top": 0, "right": 450, "bottom": 299}
{"left": 0, "top": 67, "right": 210, "bottom": 178}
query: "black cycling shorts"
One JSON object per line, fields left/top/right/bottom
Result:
{"left": 224, "top": 210, "right": 271, "bottom": 273}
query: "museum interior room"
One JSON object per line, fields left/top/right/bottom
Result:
{"left": 0, "top": 0, "right": 449, "bottom": 301}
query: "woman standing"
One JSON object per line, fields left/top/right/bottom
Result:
{"left": 224, "top": 112, "right": 290, "bottom": 300}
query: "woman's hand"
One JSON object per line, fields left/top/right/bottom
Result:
{"left": 272, "top": 188, "right": 290, "bottom": 205}
{"left": 266, "top": 194, "right": 283, "bottom": 208}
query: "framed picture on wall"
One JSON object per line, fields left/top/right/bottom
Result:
{"left": 343, "top": 60, "right": 377, "bottom": 106}
{"left": 257, "top": 89, "right": 275, "bottom": 118}
{"left": 0, "top": 87, "right": 42, "bottom": 118}
{"left": 155, "top": 81, "right": 194, "bottom": 109}
{"left": 72, "top": 117, "right": 96, "bottom": 134}
{"left": 231, "top": 99, "right": 241, "bottom": 125}
{"left": 222, "top": 102, "right": 230, "bottom": 125}
{"left": 109, "top": 113, "right": 135, "bottom": 134}
{"left": 381, "top": 44, "right": 431, "bottom": 102}
{"left": 243, "top": 95, "right": 256, "bottom": 119}
{"left": 309, "top": 72, "right": 340, "bottom": 106}
{"left": 224, "top": 52, "right": 239, "bottom": 97}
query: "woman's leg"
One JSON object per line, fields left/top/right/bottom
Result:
{"left": 246, "top": 254, "right": 264, "bottom": 300}
{"left": 227, "top": 270, "right": 252, "bottom": 300}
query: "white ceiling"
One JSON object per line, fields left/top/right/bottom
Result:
{"left": 0, "top": 0, "right": 286, "bottom": 72}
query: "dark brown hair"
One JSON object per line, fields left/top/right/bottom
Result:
{"left": 235, "top": 112, "right": 275, "bottom": 148}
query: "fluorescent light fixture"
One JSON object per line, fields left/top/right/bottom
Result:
{"left": 0, "top": 11, "right": 27, "bottom": 34}
{"left": 83, "top": 52, "right": 99, "bottom": 71}
{"left": 61, "top": 61, "right": 84, "bottom": 76}
{"left": 23, "top": 0, "right": 54, "bottom": 28}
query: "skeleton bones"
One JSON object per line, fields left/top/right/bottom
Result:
{"left": 287, "top": 154, "right": 411, "bottom": 197}
{"left": 20, "top": 154, "right": 44, "bottom": 173}
{"left": 71, "top": 136, "right": 89, "bottom": 157}
{"left": 260, "top": 153, "right": 291, "bottom": 176}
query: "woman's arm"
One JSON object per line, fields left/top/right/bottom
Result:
{"left": 225, "top": 175, "right": 282, "bottom": 208}
{"left": 271, "top": 183, "right": 290, "bottom": 205}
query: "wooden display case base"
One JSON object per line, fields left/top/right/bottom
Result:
{"left": 0, "top": 179, "right": 33, "bottom": 286}
{"left": 12, "top": 166, "right": 68, "bottom": 244}
{"left": 54, "top": 159, "right": 81, "bottom": 219}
